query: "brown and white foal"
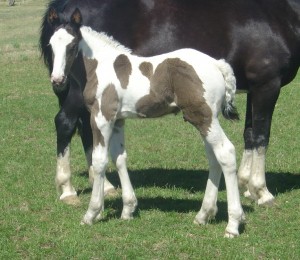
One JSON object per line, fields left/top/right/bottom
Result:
{"left": 49, "top": 9, "right": 244, "bottom": 237}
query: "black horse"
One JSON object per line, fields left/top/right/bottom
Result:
{"left": 40, "top": 0, "right": 300, "bottom": 205}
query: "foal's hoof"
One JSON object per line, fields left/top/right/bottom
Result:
{"left": 258, "top": 194, "right": 275, "bottom": 206}
{"left": 80, "top": 216, "right": 93, "bottom": 226}
{"left": 224, "top": 231, "right": 239, "bottom": 238}
{"left": 61, "top": 195, "right": 81, "bottom": 206}
{"left": 193, "top": 218, "right": 207, "bottom": 226}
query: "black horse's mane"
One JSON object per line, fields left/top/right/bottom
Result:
{"left": 40, "top": 0, "right": 70, "bottom": 74}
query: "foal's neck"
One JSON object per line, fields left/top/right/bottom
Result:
{"left": 79, "top": 26, "right": 131, "bottom": 60}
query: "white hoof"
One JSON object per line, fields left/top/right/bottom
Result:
{"left": 60, "top": 191, "right": 77, "bottom": 200}
{"left": 257, "top": 192, "right": 275, "bottom": 206}
{"left": 193, "top": 218, "right": 207, "bottom": 225}
{"left": 80, "top": 218, "right": 93, "bottom": 226}
{"left": 194, "top": 206, "right": 218, "bottom": 225}
{"left": 59, "top": 191, "right": 80, "bottom": 205}
{"left": 121, "top": 202, "right": 137, "bottom": 220}
{"left": 224, "top": 231, "right": 239, "bottom": 238}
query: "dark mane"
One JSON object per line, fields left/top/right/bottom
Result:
{"left": 39, "top": 0, "right": 69, "bottom": 74}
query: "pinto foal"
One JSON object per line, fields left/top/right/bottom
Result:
{"left": 49, "top": 9, "right": 244, "bottom": 237}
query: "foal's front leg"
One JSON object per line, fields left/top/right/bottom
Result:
{"left": 80, "top": 96, "right": 116, "bottom": 196}
{"left": 81, "top": 117, "right": 114, "bottom": 225}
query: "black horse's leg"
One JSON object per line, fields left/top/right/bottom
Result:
{"left": 238, "top": 78, "right": 281, "bottom": 205}
{"left": 79, "top": 107, "right": 116, "bottom": 194}
{"left": 55, "top": 102, "right": 80, "bottom": 204}
{"left": 238, "top": 94, "right": 254, "bottom": 196}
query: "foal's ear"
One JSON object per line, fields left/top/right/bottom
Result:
{"left": 71, "top": 8, "right": 82, "bottom": 26}
{"left": 47, "top": 7, "right": 60, "bottom": 26}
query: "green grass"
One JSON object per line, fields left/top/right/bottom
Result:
{"left": 0, "top": 1, "right": 300, "bottom": 259}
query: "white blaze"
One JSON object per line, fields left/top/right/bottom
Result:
{"left": 50, "top": 28, "right": 75, "bottom": 80}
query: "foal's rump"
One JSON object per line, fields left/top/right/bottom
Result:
{"left": 158, "top": 49, "right": 238, "bottom": 120}
{"left": 133, "top": 48, "right": 237, "bottom": 134}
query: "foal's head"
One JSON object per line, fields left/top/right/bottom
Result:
{"left": 48, "top": 8, "right": 83, "bottom": 89}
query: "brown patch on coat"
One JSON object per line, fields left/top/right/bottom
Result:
{"left": 113, "top": 54, "right": 132, "bottom": 89}
{"left": 139, "top": 61, "right": 154, "bottom": 79}
{"left": 90, "top": 100, "right": 105, "bottom": 147}
{"left": 83, "top": 58, "right": 98, "bottom": 110}
{"left": 135, "top": 58, "right": 212, "bottom": 136}
{"left": 101, "top": 84, "right": 119, "bottom": 122}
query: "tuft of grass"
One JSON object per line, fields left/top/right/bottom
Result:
{"left": 0, "top": 1, "right": 300, "bottom": 259}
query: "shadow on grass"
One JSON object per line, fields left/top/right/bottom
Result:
{"left": 105, "top": 195, "right": 253, "bottom": 224}
{"left": 79, "top": 168, "right": 220, "bottom": 193}
{"left": 78, "top": 168, "right": 253, "bottom": 224}
{"left": 80, "top": 168, "right": 300, "bottom": 195}
{"left": 77, "top": 168, "right": 299, "bottom": 226}
{"left": 265, "top": 171, "right": 300, "bottom": 195}
{"left": 110, "top": 168, "right": 213, "bottom": 192}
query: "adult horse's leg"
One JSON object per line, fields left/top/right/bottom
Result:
{"left": 238, "top": 94, "right": 255, "bottom": 198}
{"left": 109, "top": 120, "right": 137, "bottom": 219}
{"left": 238, "top": 79, "right": 281, "bottom": 205}
{"left": 198, "top": 120, "right": 244, "bottom": 237}
{"left": 55, "top": 83, "right": 80, "bottom": 204}
{"left": 250, "top": 79, "right": 280, "bottom": 205}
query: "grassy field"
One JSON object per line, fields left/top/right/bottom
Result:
{"left": 0, "top": 1, "right": 300, "bottom": 259}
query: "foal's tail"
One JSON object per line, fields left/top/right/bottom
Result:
{"left": 215, "top": 59, "right": 239, "bottom": 120}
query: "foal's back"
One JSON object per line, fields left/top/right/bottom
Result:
{"left": 96, "top": 48, "right": 228, "bottom": 120}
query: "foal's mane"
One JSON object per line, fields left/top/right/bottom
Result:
{"left": 80, "top": 26, "right": 132, "bottom": 54}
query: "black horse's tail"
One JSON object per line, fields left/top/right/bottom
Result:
{"left": 215, "top": 59, "right": 239, "bottom": 121}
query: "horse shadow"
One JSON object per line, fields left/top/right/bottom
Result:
{"left": 104, "top": 168, "right": 300, "bottom": 196}
{"left": 78, "top": 168, "right": 300, "bottom": 224}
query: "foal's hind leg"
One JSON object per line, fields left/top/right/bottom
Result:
{"left": 194, "top": 142, "right": 221, "bottom": 225}
{"left": 201, "top": 120, "right": 244, "bottom": 237}
{"left": 109, "top": 120, "right": 137, "bottom": 219}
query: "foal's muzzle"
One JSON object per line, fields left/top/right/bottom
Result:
{"left": 51, "top": 74, "right": 68, "bottom": 90}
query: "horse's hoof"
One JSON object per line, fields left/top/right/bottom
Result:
{"left": 193, "top": 218, "right": 207, "bottom": 226}
{"left": 258, "top": 194, "right": 275, "bottom": 206}
{"left": 224, "top": 231, "right": 239, "bottom": 238}
{"left": 61, "top": 195, "right": 81, "bottom": 206}
{"left": 80, "top": 216, "right": 93, "bottom": 226}
{"left": 121, "top": 212, "right": 134, "bottom": 220}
